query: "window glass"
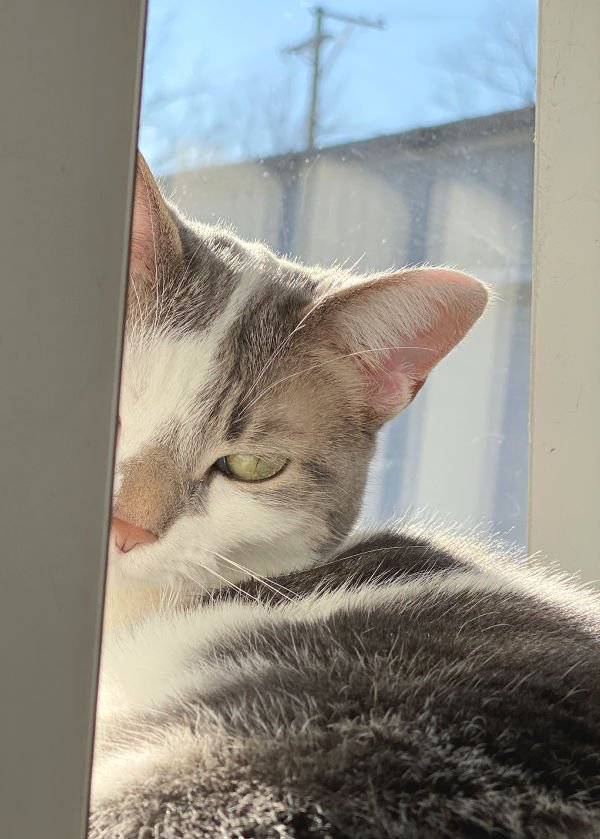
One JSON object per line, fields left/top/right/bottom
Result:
{"left": 141, "top": 0, "right": 537, "bottom": 545}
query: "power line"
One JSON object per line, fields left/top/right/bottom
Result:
{"left": 284, "top": 5, "right": 385, "bottom": 151}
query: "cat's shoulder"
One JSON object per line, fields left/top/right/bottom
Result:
{"left": 205, "top": 523, "right": 600, "bottom": 621}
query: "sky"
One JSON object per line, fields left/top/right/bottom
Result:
{"left": 140, "top": 0, "right": 537, "bottom": 172}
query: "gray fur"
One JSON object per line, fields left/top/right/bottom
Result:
{"left": 91, "top": 532, "right": 600, "bottom": 838}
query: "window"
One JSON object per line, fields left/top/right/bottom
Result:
{"left": 141, "top": 0, "right": 537, "bottom": 545}
{"left": 2, "top": 1, "right": 599, "bottom": 837}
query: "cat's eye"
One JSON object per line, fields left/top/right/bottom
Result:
{"left": 214, "top": 454, "right": 287, "bottom": 482}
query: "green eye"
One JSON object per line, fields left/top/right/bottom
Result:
{"left": 215, "top": 453, "right": 287, "bottom": 482}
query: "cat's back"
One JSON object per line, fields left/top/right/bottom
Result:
{"left": 91, "top": 530, "right": 600, "bottom": 839}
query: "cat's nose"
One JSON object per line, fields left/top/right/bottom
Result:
{"left": 111, "top": 516, "right": 158, "bottom": 553}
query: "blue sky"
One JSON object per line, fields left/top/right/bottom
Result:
{"left": 140, "top": 0, "right": 537, "bottom": 171}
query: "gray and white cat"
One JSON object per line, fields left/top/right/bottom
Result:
{"left": 90, "top": 156, "right": 600, "bottom": 838}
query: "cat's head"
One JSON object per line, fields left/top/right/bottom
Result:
{"left": 109, "top": 154, "right": 488, "bottom": 593}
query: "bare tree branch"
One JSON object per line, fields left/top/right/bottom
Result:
{"left": 433, "top": 0, "right": 537, "bottom": 114}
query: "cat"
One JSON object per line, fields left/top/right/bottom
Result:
{"left": 104, "top": 155, "right": 486, "bottom": 627}
{"left": 90, "top": 156, "right": 600, "bottom": 837}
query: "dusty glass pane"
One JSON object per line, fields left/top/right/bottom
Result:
{"left": 141, "top": 0, "right": 536, "bottom": 546}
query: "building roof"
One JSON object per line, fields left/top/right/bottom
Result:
{"left": 172, "top": 107, "right": 535, "bottom": 180}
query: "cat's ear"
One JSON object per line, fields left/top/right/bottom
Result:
{"left": 129, "top": 153, "right": 181, "bottom": 284}
{"left": 311, "top": 267, "right": 488, "bottom": 423}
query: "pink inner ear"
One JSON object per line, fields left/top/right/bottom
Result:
{"left": 129, "top": 169, "right": 156, "bottom": 277}
{"left": 354, "top": 270, "right": 487, "bottom": 419}
{"left": 361, "top": 343, "right": 439, "bottom": 417}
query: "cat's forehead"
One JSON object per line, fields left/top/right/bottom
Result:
{"left": 120, "top": 228, "right": 325, "bottom": 462}
{"left": 143, "top": 220, "right": 322, "bottom": 334}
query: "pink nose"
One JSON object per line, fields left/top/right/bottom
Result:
{"left": 111, "top": 516, "right": 158, "bottom": 553}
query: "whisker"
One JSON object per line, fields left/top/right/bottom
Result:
{"left": 207, "top": 549, "right": 297, "bottom": 603}
{"left": 315, "top": 543, "right": 431, "bottom": 571}
{"left": 239, "top": 344, "right": 435, "bottom": 418}
{"left": 181, "top": 562, "right": 262, "bottom": 605}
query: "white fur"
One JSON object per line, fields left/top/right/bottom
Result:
{"left": 117, "top": 332, "right": 217, "bottom": 465}
{"left": 108, "top": 482, "right": 316, "bottom": 591}
{"left": 112, "top": 268, "right": 318, "bottom": 591}
{"left": 119, "top": 259, "right": 271, "bottom": 463}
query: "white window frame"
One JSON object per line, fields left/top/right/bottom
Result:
{"left": 528, "top": 0, "right": 600, "bottom": 581}
{"left": 0, "top": 0, "right": 598, "bottom": 836}
{"left": 0, "top": 2, "right": 147, "bottom": 837}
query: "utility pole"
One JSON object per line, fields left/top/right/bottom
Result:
{"left": 308, "top": 7, "right": 325, "bottom": 153}
{"left": 285, "top": 5, "right": 385, "bottom": 151}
